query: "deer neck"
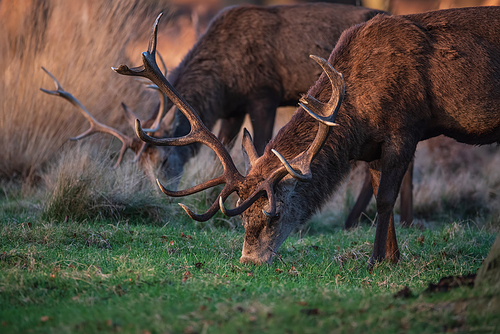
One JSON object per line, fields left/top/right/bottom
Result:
{"left": 264, "top": 105, "right": 364, "bottom": 213}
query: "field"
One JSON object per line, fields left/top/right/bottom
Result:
{"left": 1, "top": 0, "right": 500, "bottom": 333}
{"left": 1, "top": 143, "right": 499, "bottom": 333}
{"left": 1, "top": 199, "right": 499, "bottom": 333}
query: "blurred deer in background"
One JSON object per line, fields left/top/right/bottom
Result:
{"left": 159, "top": 3, "right": 384, "bottom": 188}
{"left": 118, "top": 5, "right": 500, "bottom": 266}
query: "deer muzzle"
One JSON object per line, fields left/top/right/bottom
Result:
{"left": 239, "top": 240, "right": 275, "bottom": 264}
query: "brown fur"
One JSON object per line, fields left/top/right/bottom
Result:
{"left": 160, "top": 3, "right": 384, "bottom": 187}
{"left": 239, "top": 6, "right": 500, "bottom": 265}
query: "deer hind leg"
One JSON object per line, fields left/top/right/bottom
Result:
{"left": 400, "top": 159, "right": 414, "bottom": 227}
{"left": 344, "top": 163, "right": 373, "bottom": 230}
{"left": 345, "top": 160, "right": 414, "bottom": 230}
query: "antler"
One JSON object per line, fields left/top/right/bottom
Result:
{"left": 122, "top": 84, "right": 175, "bottom": 163}
{"left": 113, "top": 13, "right": 245, "bottom": 222}
{"left": 113, "top": 14, "right": 345, "bottom": 221}
{"left": 219, "top": 56, "right": 344, "bottom": 218}
{"left": 130, "top": 50, "right": 172, "bottom": 134}
{"left": 40, "top": 67, "right": 137, "bottom": 168}
{"left": 272, "top": 56, "right": 344, "bottom": 181}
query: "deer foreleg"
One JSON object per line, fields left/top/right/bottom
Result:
{"left": 368, "top": 158, "right": 408, "bottom": 266}
{"left": 218, "top": 114, "right": 246, "bottom": 150}
{"left": 248, "top": 96, "right": 279, "bottom": 155}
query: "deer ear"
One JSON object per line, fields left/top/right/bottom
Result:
{"left": 242, "top": 128, "right": 258, "bottom": 175}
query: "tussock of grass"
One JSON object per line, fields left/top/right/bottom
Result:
{"left": 41, "top": 143, "right": 170, "bottom": 222}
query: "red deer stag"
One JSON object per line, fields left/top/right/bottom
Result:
{"left": 118, "top": 6, "right": 500, "bottom": 266}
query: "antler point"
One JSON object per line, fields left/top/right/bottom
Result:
{"left": 219, "top": 196, "right": 229, "bottom": 216}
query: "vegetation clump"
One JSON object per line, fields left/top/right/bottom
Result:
{"left": 42, "top": 144, "right": 170, "bottom": 222}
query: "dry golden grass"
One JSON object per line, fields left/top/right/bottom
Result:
{"left": 0, "top": 0, "right": 182, "bottom": 181}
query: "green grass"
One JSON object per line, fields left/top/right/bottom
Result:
{"left": 1, "top": 209, "right": 498, "bottom": 333}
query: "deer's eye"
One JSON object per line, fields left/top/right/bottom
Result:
{"left": 269, "top": 212, "right": 280, "bottom": 224}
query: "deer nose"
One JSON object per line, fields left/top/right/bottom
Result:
{"left": 239, "top": 254, "right": 274, "bottom": 265}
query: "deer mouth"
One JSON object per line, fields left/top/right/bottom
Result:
{"left": 239, "top": 239, "right": 277, "bottom": 265}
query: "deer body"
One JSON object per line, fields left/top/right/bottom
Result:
{"left": 238, "top": 6, "right": 500, "bottom": 264}
{"left": 116, "top": 6, "right": 500, "bottom": 267}
{"left": 163, "top": 3, "right": 384, "bottom": 185}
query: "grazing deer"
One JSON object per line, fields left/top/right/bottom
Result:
{"left": 119, "top": 6, "right": 500, "bottom": 266}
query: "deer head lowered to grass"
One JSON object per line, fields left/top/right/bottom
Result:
{"left": 120, "top": 5, "right": 500, "bottom": 266}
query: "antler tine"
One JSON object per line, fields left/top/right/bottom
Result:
{"left": 298, "top": 55, "right": 344, "bottom": 126}
{"left": 40, "top": 67, "right": 135, "bottom": 168}
{"left": 123, "top": 82, "right": 171, "bottom": 163}
{"left": 179, "top": 183, "right": 236, "bottom": 221}
{"left": 157, "top": 175, "right": 226, "bottom": 197}
{"left": 219, "top": 166, "right": 289, "bottom": 218}
{"left": 241, "top": 129, "right": 259, "bottom": 167}
{"left": 114, "top": 13, "right": 245, "bottom": 220}
{"left": 158, "top": 178, "right": 235, "bottom": 222}
{"left": 138, "top": 49, "right": 169, "bottom": 133}
{"left": 271, "top": 56, "right": 345, "bottom": 181}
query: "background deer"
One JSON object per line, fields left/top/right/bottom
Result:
{"left": 161, "top": 3, "right": 384, "bottom": 187}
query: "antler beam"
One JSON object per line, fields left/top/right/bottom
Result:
{"left": 113, "top": 13, "right": 245, "bottom": 221}
{"left": 40, "top": 67, "right": 136, "bottom": 168}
